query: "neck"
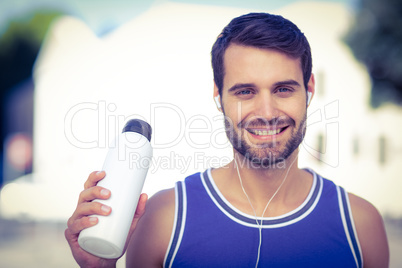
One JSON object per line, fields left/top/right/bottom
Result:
{"left": 231, "top": 150, "right": 301, "bottom": 216}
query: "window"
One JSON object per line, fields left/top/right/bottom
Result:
{"left": 379, "top": 135, "right": 386, "bottom": 165}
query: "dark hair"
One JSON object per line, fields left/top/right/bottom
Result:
{"left": 211, "top": 12, "right": 312, "bottom": 95}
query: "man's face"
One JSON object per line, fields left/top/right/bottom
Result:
{"left": 216, "top": 44, "right": 314, "bottom": 167}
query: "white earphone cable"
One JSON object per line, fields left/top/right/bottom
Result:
{"left": 234, "top": 155, "right": 298, "bottom": 268}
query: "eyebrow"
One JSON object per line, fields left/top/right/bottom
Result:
{"left": 227, "top": 83, "right": 256, "bottom": 93}
{"left": 227, "top": 80, "right": 302, "bottom": 93}
{"left": 273, "top": 79, "right": 301, "bottom": 88}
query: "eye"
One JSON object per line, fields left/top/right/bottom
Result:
{"left": 236, "top": 89, "right": 252, "bottom": 95}
{"left": 277, "top": 87, "right": 290, "bottom": 93}
{"left": 275, "top": 87, "right": 294, "bottom": 97}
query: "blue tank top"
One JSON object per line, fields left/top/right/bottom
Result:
{"left": 164, "top": 169, "right": 363, "bottom": 268}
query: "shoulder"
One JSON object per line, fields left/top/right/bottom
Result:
{"left": 126, "top": 187, "right": 176, "bottom": 267}
{"left": 348, "top": 193, "right": 389, "bottom": 268}
{"left": 147, "top": 187, "right": 176, "bottom": 212}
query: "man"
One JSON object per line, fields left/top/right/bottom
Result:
{"left": 65, "top": 12, "right": 389, "bottom": 267}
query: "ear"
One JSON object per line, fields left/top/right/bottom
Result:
{"left": 213, "top": 82, "right": 222, "bottom": 112}
{"left": 307, "top": 73, "right": 315, "bottom": 107}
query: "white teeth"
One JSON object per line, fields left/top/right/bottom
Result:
{"left": 253, "top": 129, "right": 282, "bottom": 136}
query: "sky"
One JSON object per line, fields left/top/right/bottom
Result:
{"left": 0, "top": 0, "right": 356, "bottom": 36}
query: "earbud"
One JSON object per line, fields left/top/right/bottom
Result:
{"left": 307, "top": 92, "right": 312, "bottom": 105}
{"left": 214, "top": 95, "right": 222, "bottom": 110}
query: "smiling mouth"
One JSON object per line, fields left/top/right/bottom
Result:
{"left": 247, "top": 126, "right": 288, "bottom": 136}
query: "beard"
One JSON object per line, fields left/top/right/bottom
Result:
{"left": 224, "top": 114, "right": 306, "bottom": 168}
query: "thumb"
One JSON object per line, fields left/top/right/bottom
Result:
{"left": 123, "top": 193, "right": 148, "bottom": 251}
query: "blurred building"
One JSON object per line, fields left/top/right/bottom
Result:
{"left": 0, "top": 1, "right": 401, "bottom": 221}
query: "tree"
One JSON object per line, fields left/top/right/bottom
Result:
{"left": 345, "top": 0, "right": 402, "bottom": 108}
{"left": 0, "top": 10, "right": 64, "bottom": 186}
{"left": 0, "top": 10, "right": 63, "bottom": 92}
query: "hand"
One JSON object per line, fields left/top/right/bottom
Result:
{"left": 65, "top": 171, "right": 148, "bottom": 268}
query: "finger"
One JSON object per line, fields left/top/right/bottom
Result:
{"left": 67, "top": 216, "right": 99, "bottom": 235}
{"left": 129, "top": 193, "right": 148, "bottom": 232}
{"left": 68, "top": 202, "right": 112, "bottom": 233}
{"left": 124, "top": 193, "right": 148, "bottom": 251}
{"left": 134, "top": 193, "right": 148, "bottom": 219}
{"left": 78, "top": 186, "right": 111, "bottom": 204}
{"left": 84, "top": 171, "right": 106, "bottom": 190}
{"left": 73, "top": 201, "right": 112, "bottom": 221}
{"left": 127, "top": 193, "right": 148, "bottom": 236}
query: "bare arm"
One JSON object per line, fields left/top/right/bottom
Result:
{"left": 125, "top": 188, "right": 175, "bottom": 268}
{"left": 348, "top": 193, "right": 389, "bottom": 268}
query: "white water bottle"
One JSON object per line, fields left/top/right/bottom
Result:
{"left": 78, "top": 119, "right": 153, "bottom": 259}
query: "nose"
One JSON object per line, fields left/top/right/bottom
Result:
{"left": 253, "top": 91, "right": 277, "bottom": 119}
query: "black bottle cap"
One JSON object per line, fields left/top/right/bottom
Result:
{"left": 122, "top": 119, "right": 152, "bottom": 142}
